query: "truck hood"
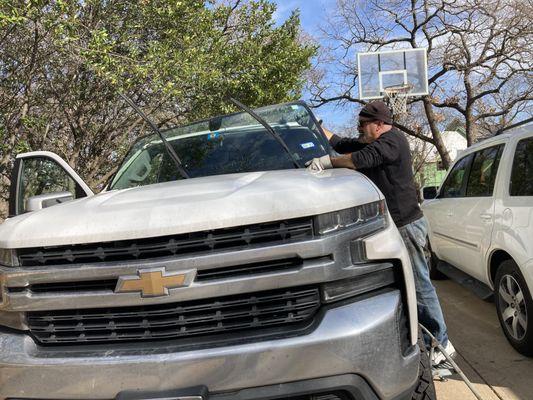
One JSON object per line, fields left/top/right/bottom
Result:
{"left": 0, "top": 169, "right": 381, "bottom": 248}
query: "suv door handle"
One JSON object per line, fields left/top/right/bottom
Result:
{"left": 480, "top": 214, "right": 492, "bottom": 221}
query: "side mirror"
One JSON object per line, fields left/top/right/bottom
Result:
{"left": 9, "top": 152, "right": 93, "bottom": 217}
{"left": 421, "top": 186, "right": 438, "bottom": 201}
{"left": 26, "top": 191, "right": 74, "bottom": 213}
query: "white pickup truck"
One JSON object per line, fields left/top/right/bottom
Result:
{"left": 0, "top": 101, "right": 431, "bottom": 400}
{"left": 422, "top": 125, "right": 533, "bottom": 356}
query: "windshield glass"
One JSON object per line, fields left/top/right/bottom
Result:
{"left": 109, "top": 102, "right": 329, "bottom": 190}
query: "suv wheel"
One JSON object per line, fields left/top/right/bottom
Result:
{"left": 411, "top": 335, "right": 437, "bottom": 400}
{"left": 424, "top": 238, "right": 447, "bottom": 280}
{"left": 495, "top": 260, "right": 533, "bottom": 356}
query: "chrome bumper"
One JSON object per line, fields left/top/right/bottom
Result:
{"left": 0, "top": 290, "right": 418, "bottom": 400}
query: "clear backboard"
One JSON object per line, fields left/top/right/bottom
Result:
{"left": 357, "top": 48, "right": 428, "bottom": 100}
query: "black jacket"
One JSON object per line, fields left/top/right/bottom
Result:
{"left": 330, "top": 129, "right": 422, "bottom": 227}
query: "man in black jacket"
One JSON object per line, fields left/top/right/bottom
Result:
{"left": 308, "top": 101, "right": 454, "bottom": 364}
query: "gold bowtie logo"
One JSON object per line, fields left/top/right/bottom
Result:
{"left": 115, "top": 267, "right": 196, "bottom": 297}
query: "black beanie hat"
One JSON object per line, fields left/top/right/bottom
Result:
{"left": 359, "top": 101, "right": 393, "bottom": 125}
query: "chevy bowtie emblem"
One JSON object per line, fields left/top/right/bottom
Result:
{"left": 115, "top": 267, "right": 196, "bottom": 297}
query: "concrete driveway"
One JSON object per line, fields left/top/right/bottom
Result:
{"left": 433, "top": 280, "right": 533, "bottom": 400}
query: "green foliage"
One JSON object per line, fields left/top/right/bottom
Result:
{"left": 43, "top": 0, "right": 315, "bottom": 118}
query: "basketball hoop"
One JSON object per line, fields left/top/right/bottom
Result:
{"left": 383, "top": 83, "right": 412, "bottom": 122}
{"left": 357, "top": 48, "right": 428, "bottom": 124}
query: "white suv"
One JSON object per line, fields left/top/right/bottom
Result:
{"left": 422, "top": 125, "right": 533, "bottom": 356}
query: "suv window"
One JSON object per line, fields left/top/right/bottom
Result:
{"left": 439, "top": 154, "right": 473, "bottom": 198}
{"left": 466, "top": 145, "right": 504, "bottom": 197}
{"left": 510, "top": 137, "right": 533, "bottom": 196}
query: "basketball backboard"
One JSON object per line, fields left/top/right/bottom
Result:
{"left": 357, "top": 48, "right": 428, "bottom": 100}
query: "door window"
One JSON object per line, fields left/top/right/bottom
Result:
{"left": 17, "top": 158, "right": 79, "bottom": 214}
{"left": 466, "top": 145, "right": 504, "bottom": 197}
{"left": 510, "top": 137, "right": 533, "bottom": 196}
{"left": 439, "top": 155, "right": 473, "bottom": 198}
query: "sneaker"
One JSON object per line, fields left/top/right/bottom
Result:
{"left": 431, "top": 340, "right": 456, "bottom": 365}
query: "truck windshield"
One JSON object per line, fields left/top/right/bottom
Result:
{"left": 109, "top": 102, "right": 330, "bottom": 190}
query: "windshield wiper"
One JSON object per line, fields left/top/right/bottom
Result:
{"left": 228, "top": 97, "right": 302, "bottom": 168}
{"left": 119, "top": 93, "right": 190, "bottom": 179}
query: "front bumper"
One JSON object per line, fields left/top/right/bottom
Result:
{"left": 117, "top": 374, "right": 418, "bottom": 400}
{"left": 0, "top": 290, "right": 418, "bottom": 400}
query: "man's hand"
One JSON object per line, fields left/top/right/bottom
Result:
{"left": 306, "top": 155, "right": 333, "bottom": 172}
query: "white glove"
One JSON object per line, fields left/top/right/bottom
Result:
{"left": 306, "top": 155, "right": 333, "bottom": 172}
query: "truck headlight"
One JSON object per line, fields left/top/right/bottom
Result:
{"left": 0, "top": 249, "right": 19, "bottom": 267}
{"left": 315, "top": 200, "right": 387, "bottom": 235}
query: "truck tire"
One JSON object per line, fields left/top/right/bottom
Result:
{"left": 495, "top": 260, "right": 533, "bottom": 356}
{"left": 411, "top": 335, "right": 437, "bottom": 400}
{"left": 424, "top": 238, "right": 447, "bottom": 280}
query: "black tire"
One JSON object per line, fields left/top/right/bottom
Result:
{"left": 424, "top": 237, "right": 447, "bottom": 280}
{"left": 495, "top": 260, "right": 533, "bottom": 357}
{"left": 411, "top": 335, "right": 437, "bottom": 400}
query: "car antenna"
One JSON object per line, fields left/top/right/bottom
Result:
{"left": 119, "top": 93, "right": 190, "bottom": 179}
{"left": 228, "top": 97, "right": 302, "bottom": 168}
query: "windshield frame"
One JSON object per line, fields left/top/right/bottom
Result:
{"left": 105, "top": 100, "right": 330, "bottom": 191}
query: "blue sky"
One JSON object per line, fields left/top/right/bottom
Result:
{"left": 272, "top": 0, "right": 329, "bottom": 31}
{"left": 272, "top": 0, "right": 356, "bottom": 130}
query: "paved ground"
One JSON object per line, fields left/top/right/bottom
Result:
{"left": 432, "top": 280, "right": 533, "bottom": 400}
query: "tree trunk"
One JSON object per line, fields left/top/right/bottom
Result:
{"left": 464, "top": 75, "right": 475, "bottom": 146}
{"left": 422, "top": 98, "right": 452, "bottom": 169}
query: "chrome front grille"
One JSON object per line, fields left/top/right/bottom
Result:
{"left": 197, "top": 257, "right": 303, "bottom": 282}
{"left": 12, "top": 279, "right": 118, "bottom": 293}
{"left": 17, "top": 217, "right": 314, "bottom": 267}
{"left": 27, "top": 286, "right": 320, "bottom": 345}
{"left": 8, "top": 258, "right": 305, "bottom": 295}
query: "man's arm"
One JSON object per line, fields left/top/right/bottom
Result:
{"left": 330, "top": 132, "right": 400, "bottom": 171}
{"left": 349, "top": 132, "right": 399, "bottom": 169}
{"left": 331, "top": 154, "right": 356, "bottom": 169}
{"left": 329, "top": 142, "right": 387, "bottom": 171}
{"left": 322, "top": 127, "right": 367, "bottom": 154}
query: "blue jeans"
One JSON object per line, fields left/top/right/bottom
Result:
{"left": 398, "top": 216, "right": 449, "bottom": 347}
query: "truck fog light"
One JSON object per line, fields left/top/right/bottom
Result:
{"left": 0, "top": 249, "right": 19, "bottom": 267}
{"left": 321, "top": 266, "right": 395, "bottom": 303}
